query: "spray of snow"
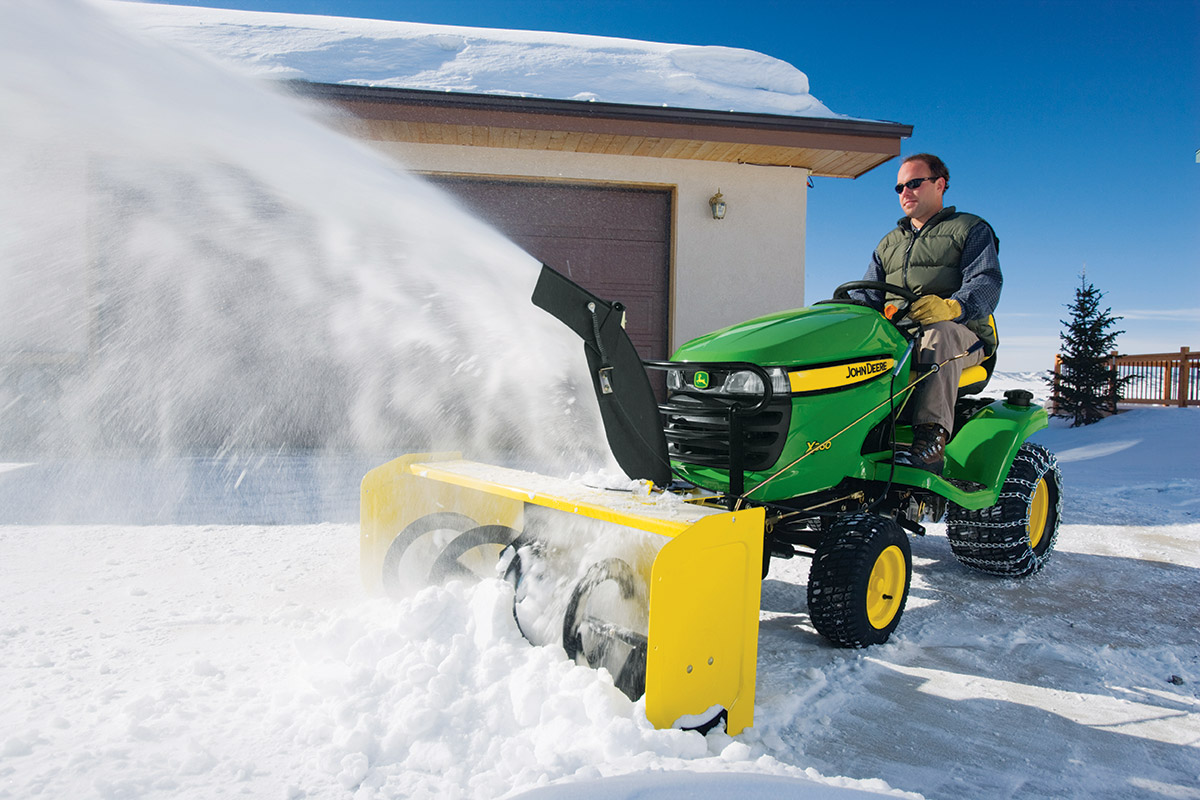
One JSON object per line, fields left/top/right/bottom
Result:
{"left": 0, "top": 0, "right": 604, "bottom": 482}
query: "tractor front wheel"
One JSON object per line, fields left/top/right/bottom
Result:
{"left": 807, "top": 513, "right": 912, "bottom": 648}
{"left": 946, "top": 442, "right": 1062, "bottom": 576}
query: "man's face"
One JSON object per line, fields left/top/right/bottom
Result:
{"left": 896, "top": 160, "right": 945, "bottom": 227}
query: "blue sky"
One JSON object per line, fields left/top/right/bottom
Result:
{"left": 142, "top": 0, "right": 1198, "bottom": 371}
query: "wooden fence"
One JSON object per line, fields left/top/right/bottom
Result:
{"left": 1050, "top": 347, "right": 1197, "bottom": 410}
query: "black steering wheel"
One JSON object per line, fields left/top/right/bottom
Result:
{"left": 827, "top": 280, "right": 922, "bottom": 328}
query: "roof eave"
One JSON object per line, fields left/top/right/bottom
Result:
{"left": 289, "top": 81, "right": 912, "bottom": 178}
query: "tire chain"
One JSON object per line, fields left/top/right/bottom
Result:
{"left": 944, "top": 443, "right": 1062, "bottom": 576}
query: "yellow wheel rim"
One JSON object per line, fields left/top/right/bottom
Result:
{"left": 1028, "top": 477, "right": 1050, "bottom": 550}
{"left": 866, "top": 545, "right": 906, "bottom": 629}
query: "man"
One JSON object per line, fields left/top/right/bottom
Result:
{"left": 850, "top": 153, "right": 1002, "bottom": 473}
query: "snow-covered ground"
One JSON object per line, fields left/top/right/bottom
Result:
{"left": 3, "top": 376, "right": 1198, "bottom": 799}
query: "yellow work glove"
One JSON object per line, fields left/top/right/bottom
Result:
{"left": 909, "top": 295, "right": 961, "bottom": 324}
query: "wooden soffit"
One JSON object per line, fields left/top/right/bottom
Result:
{"left": 293, "top": 83, "right": 911, "bottom": 179}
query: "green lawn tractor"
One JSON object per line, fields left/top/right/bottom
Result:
{"left": 360, "top": 264, "right": 1062, "bottom": 734}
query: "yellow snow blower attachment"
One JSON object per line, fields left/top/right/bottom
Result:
{"left": 361, "top": 452, "right": 764, "bottom": 734}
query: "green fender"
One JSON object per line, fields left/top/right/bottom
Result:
{"left": 865, "top": 397, "right": 1048, "bottom": 510}
{"left": 946, "top": 398, "right": 1049, "bottom": 501}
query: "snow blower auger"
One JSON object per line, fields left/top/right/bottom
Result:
{"left": 360, "top": 264, "right": 1063, "bottom": 735}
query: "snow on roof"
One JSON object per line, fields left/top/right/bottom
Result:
{"left": 101, "top": 1, "right": 845, "bottom": 119}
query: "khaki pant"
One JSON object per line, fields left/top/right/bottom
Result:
{"left": 911, "top": 321, "right": 986, "bottom": 433}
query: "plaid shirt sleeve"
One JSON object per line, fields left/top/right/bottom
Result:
{"left": 951, "top": 222, "right": 1003, "bottom": 322}
{"left": 847, "top": 253, "right": 886, "bottom": 310}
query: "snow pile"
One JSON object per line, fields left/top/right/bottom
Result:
{"left": 281, "top": 581, "right": 908, "bottom": 799}
{"left": 0, "top": 523, "right": 912, "bottom": 799}
{"left": 101, "top": 1, "right": 842, "bottom": 118}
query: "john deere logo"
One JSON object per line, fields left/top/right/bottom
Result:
{"left": 845, "top": 360, "right": 889, "bottom": 380}
{"left": 693, "top": 371, "right": 710, "bottom": 389}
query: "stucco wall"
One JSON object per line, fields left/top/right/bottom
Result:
{"left": 367, "top": 142, "right": 808, "bottom": 352}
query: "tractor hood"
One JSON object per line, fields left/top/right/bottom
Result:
{"left": 671, "top": 303, "right": 905, "bottom": 367}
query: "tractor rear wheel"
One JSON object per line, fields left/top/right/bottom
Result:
{"left": 807, "top": 513, "right": 912, "bottom": 648}
{"left": 946, "top": 442, "right": 1062, "bottom": 576}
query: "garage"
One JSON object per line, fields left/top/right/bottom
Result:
{"left": 427, "top": 177, "right": 672, "bottom": 361}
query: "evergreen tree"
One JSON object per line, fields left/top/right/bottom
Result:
{"left": 1046, "top": 274, "right": 1130, "bottom": 426}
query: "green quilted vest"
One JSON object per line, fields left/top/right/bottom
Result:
{"left": 875, "top": 206, "right": 999, "bottom": 355}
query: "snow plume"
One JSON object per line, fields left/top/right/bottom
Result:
{"left": 0, "top": 0, "right": 604, "bottom": 474}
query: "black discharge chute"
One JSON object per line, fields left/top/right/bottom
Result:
{"left": 531, "top": 264, "right": 670, "bottom": 486}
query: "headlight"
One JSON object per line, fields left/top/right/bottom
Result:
{"left": 723, "top": 370, "right": 764, "bottom": 394}
{"left": 666, "top": 369, "right": 683, "bottom": 390}
{"left": 720, "top": 368, "right": 789, "bottom": 396}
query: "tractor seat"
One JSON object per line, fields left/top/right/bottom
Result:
{"left": 958, "top": 364, "right": 989, "bottom": 391}
{"left": 957, "top": 315, "right": 998, "bottom": 397}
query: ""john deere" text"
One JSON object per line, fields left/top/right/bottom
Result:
{"left": 845, "top": 360, "right": 889, "bottom": 380}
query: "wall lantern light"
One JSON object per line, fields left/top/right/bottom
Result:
{"left": 708, "top": 189, "right": 727, "bottom": 220}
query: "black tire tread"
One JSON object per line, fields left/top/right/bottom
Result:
{"left": 807, "top": 513, "right": 911, "bottom": 648}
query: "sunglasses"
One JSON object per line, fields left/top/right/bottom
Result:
{"left": 895, "top": 176, "right": 939, "bottom": 194}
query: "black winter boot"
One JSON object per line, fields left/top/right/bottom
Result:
{"left": 895, "top": 423, "right": 949, "bottom": 474}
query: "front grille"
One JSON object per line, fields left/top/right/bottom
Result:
{"left": 660, "top": 393, "right": 790, "bottom": 471}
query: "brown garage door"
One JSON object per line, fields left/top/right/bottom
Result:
{"left": 428, "top": 177, "right": 671, "bottom": 360}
